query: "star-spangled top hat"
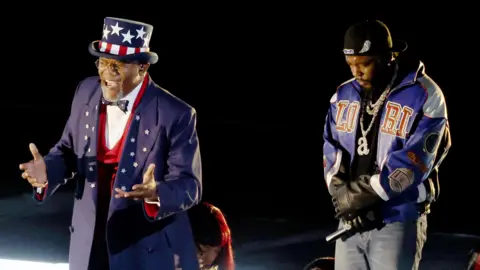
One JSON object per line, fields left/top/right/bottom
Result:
{"left": 88, "top": 17, "right": 158, "bottom": 64}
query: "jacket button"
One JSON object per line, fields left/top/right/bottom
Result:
{"left": 147, "top": 247, "right": 154, "bottom": 253}
{"left": 69, "top": 226, "right": 74, "bottom": 233}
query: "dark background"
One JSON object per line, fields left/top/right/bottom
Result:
{"left": 2, "top": 7, "right": 477, "bottom": 236}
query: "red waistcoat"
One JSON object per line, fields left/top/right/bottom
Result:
{"left": 95, "top": 76, "right": 158, "bottom": 219}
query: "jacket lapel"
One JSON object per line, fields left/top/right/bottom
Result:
{"left": 117, "top": 79, "right": 160, "bottom": 185}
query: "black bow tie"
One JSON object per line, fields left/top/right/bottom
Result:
{"left": 101, "top": 97, "right": 129, "bottom": 113}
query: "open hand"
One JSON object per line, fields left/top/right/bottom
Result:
{"left": 19, "top": 143, "right": 48, "bottom": 188}
{"left": 115, "top": 163, "right": 157, "bottom": 201}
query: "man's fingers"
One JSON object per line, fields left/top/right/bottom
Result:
{"left": 132, "top": 183, "right": 148, "bottom": 190}
{"left": 21, "top": 169, "right": 39, "bottom": 179}
{"left": 20, "top": 169, "right": 46, "bottom": 188}
{"left": 22, "top": 172, "right": 38, "bottom": 185}
{"left": 29, "top": 143, "right": 42, "bottom": 161}
{"left": 25, "top": 176, "right": 45, "bottom": 188}
{"left": 143, "top": 164, "right": 155, "bottom": 181}
{"left": 147, "top": 163, "right": 155, "bottom": 174}
{"left": 114, "top": 188, "right": 144, "bottom": 199}
{"left": 30, "top": 181, "right": 47, "bottom": 188}
{"left": 26, "top": 176, "right": 37, "bottom": 185}
{"left": 131, "top": 185, "right": 146, "bottom": 199}
{"left": 19, "top": 161, "right": 33, "bottom": 171}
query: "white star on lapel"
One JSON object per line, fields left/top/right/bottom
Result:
{"left": 110, "top": 22, "right": 123, "bottom": 36}
{"left": 122, "top": 30, "right": 134, "bottom": 44}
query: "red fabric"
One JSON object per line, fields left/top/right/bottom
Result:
{"left": 143, "top": 197, "right": 159, "bottom": 217}
{"left": 35, "top": 185, "right": 48, "bottom": 200}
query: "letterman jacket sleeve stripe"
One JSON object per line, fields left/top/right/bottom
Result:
{"left": 323, "top": 92, "right": 343, "bottom": 195}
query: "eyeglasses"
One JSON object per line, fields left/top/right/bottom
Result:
{"left": 95, "top": 59, "right": 126, "bottom": 74}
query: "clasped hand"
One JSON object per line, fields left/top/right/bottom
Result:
{"left": 340, "top": 204, "right": 384, "bottom": 239}
{"left": 332, "top": 175, "right": 384, "bottom": 234}
{"left": 114, "top": 163, "right": 158, "bottom": 201}
{"left": 332, "top": 175, "right": 379, "bottom": 219}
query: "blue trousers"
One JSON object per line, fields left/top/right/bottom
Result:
{"left": 334, "top": 215, "right": 428, "bottom": 270}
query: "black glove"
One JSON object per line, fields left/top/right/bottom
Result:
{"left": 347, "top": 202, "right": 385, "bottom": 233}
{"left": 340, "top": 203, "right": 385, "bottom": 240}
{"left": 332, "top": 175, "right": 381, "bottom": 221}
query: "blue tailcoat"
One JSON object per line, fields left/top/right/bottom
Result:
{"left": 33, "top": 75, "right": 202, "bottom": 270}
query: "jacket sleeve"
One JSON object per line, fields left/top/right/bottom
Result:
{"left": 33, "top": 81, "right": 82, "bottom": 203}
{"left": 323, "top": 92, "right": 348, "bottom": 195}
{"left": 143, "top": 108, "right": 202, "bottom": 220}
{"left": 370, "top": 80, "right": 451, "bottom": 201}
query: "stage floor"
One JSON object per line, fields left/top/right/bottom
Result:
{"left": 0, "top": 192, "right": 478, "bottom": 269}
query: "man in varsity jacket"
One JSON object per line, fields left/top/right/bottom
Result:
{"left": 323, "top": 20, "right": 451, "bottom": 270}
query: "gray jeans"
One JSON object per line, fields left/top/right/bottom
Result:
{"left": 334, "top": 215, "right": 428, "bottom": 270}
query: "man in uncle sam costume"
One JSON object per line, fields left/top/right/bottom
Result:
{"left": 19, "top": 17, "right": 203, "bottom": 270}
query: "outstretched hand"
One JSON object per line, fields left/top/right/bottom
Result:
{"left": 19, "top": 143, "right": 48, "bottom": 188}
{"left": 115, "top": 163, "right": 158, "bottom": 201}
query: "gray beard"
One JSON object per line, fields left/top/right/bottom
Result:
{"left": 101, "top": 85, "right": 124, "bottom": 102}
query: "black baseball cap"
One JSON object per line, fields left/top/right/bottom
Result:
{"left": 343, "top": 20, "right": 408, "bottom": 56}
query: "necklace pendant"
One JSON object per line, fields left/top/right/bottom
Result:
{"left": 357, "top": 136, "right": 370, "bottom": 156}
{"left": 365, "top": 101, "right": 375, "bottom": 115}
{"left": 366, "top": 106, "right": 375, "bottom": 115}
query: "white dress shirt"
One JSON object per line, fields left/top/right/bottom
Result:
{"left": 104, "top": 83, "right": 141, "bottom": 149}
